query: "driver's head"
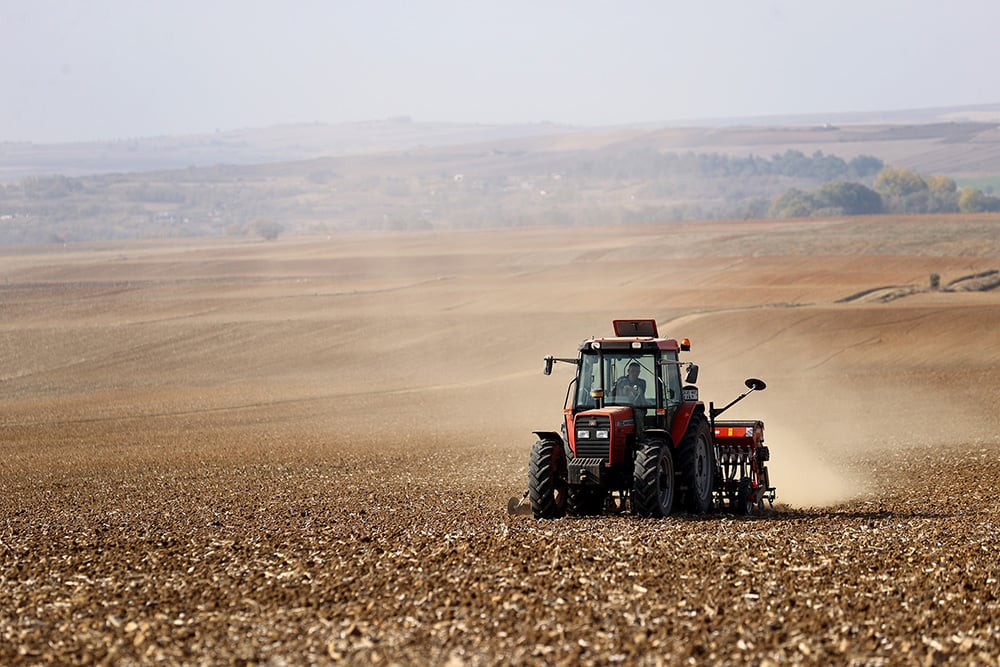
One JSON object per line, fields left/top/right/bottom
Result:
{"left": 627, "top": 363, "right": 640, "bottom": 379}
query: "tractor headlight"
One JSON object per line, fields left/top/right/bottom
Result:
{"left": 576, "top": 430, "right": 590, "bottom": 439}
{"left": 595, "top": 429, "right": 609, "bottom": 439}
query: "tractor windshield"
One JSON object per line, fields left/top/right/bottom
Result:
{"left": 575, "top": 352, "right": 657, "bottom": 409}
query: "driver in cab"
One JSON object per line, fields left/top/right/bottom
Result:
{"left": 615, "top": 362, "right": 646, "bottom": 405}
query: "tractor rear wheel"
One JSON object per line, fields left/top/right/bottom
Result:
{"left": 632, "top": 439, "right": 675, "bottom": 517}
{"left": 528, "top": 439, "right": 567, "bottom": 519}
{"left": 677, "top": 414, "right": 715, "bottom": 514}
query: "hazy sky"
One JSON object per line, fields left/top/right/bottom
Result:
{"left": 4, "top": 0, "right": 999, "bottom": 143}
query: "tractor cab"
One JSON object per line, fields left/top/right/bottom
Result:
{"left": 568, "top": 318, "right": 693, "bottom": 417}
{"left": 574, "top": 349, "right": 679, "bottom": 411}
{"left": 543, "top": 319, "right": 699, "bottom": 468}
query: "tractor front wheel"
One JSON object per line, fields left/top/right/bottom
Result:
{"left": 528, "top": 439, "right": 568, "bottom": 519}
{"left": 632, "top": 439, "right": 675, "bottom": 517}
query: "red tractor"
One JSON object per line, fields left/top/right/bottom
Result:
{"left": 525, "top": 319, "right": 774, "bottom": 519}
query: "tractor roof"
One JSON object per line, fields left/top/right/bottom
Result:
{"left": 613, "top": 319, "right": 658, "bottom": 337}
{"left": 581, "top": 319, "right": 687, "bottom": 352}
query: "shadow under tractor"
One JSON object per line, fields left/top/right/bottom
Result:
{"left": 516, "top": 319, "right": 775, "bottom": 519}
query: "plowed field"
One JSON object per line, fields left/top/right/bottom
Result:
{"left": 2, "top": 216, "right": 1000, "bottom": 665}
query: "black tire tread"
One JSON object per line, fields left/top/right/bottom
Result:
{"left": 632, "top": 439, "right": 673, "bottom": 517}
{"left": 676, "top": 413, "right": 715, "bottom": 514}
{"left": 528, "top": 439, "right": 567, "bottom": 519}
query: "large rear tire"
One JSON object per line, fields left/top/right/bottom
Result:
{"left": 528, "top": 439, "right": 567, "bottom": 519}
{"left": 676, "top": 414, "right": 715, "bottom": 514}
{"left": 632, "top": 439, "right": 675, "bottom": 517}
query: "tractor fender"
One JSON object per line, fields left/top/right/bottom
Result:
{"left": 531, "top": 431, "right": 566, "bottom": 465}
{"left": 669, "top": 402, "right": 706, "bottom": 448}
{"left": 640, "top": 428, "right": 672, "bottom": 447}
{"left": 532, "top": 431, "right": 565, "bottom": 448}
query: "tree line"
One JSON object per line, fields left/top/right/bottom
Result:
{"left": 570, "top": 148, "right": 885, "bottom": 182}
{"left": 770, "top": 166, "right": 1000, "bottom": 217}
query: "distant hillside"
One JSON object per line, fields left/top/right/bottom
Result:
{"left": 3, "top": 103, "right": 1000, "bottom": 183}
{"left": 0, "top": 118, "right": 578, "bottom": 182}
{"left": 2, "top": 105, "right": 1000, "bottom": 245}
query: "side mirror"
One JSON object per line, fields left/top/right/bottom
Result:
{"left": 543, "top": 356, "right": 553, "bottom": 376}
{"left": 745, "top": 378, "right": 766, "bottom": 391}
{"left": 685, "top": 364, "right": 699, "bottom": 384}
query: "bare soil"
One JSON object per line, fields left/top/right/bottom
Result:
{"left": 2, "top": 216, "right": 1000, "bottom": 665}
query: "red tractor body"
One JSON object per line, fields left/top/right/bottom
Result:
{"left": 526, "top": 319, "right": 775, "bottom": 519}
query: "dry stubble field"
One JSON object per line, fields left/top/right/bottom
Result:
{"left": 2, "top": 216, "right": 1000, "bottom": 665}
